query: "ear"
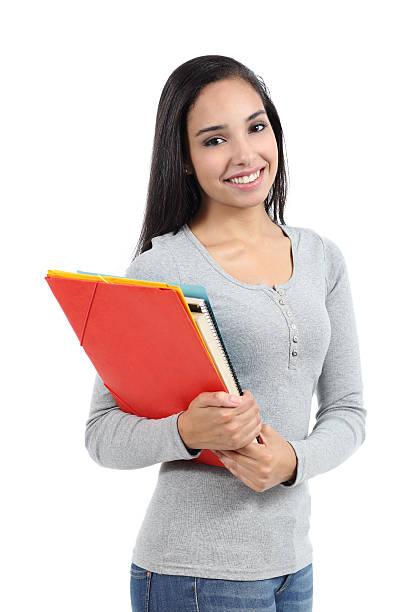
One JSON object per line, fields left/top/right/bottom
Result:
{"left": 183, "top": 160, "right": 193, "bottom": 175}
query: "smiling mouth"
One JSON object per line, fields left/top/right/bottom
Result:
{"left": 223, "top": 166, "right": 266, "bottom": 190}
{"left": 224, "top": 166, "right": 266, "bottom": 184}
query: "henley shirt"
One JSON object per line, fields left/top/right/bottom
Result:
{"left": 85, "top": 218, "right": 366, "bottom": 580}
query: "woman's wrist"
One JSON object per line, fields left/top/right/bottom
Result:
{"left": 177, "top": 412, "right": 200, "bottom": 452}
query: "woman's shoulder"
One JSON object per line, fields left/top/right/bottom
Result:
{"left": 124, "top": 231, "right": 183, "bottom": 285}
{"left": 285, "top": 223, "right": 345, "bottom": 260}
{"left": 285, "top": 223, "right": 347, "bottom": 285}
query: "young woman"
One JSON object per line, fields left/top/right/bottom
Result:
{"left": 85, "top": 55, "right": 366, "bottom": 611}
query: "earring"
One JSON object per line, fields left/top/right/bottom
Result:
{"left": 184, "top": 168, "right": 189, "bottom": 174}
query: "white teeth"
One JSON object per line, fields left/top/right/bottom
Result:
{"left": 227, "top": 169, "right": 261, "bottom": 184}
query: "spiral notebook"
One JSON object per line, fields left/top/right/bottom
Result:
{"left": 187, "top": 296, "right": 241, "bottom": 396}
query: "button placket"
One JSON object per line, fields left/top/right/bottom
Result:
{"left": 274, "top": 288, "right": 299, "bottom": 369}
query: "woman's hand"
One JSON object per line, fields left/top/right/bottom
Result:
{"left": 179, "top": 389, "right": 262, "bottom": 451}
{"left": 212, "top": 424, "right": 298, "bottom": 492}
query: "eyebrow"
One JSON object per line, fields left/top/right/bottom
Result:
{"left": 194, "top": 109, "right": 267, "bottom": 137}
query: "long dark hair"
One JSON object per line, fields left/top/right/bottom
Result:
{"left": 132, "top": 54, "right": 289, "bottom": 259}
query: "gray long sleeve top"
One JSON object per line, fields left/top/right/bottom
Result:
{"left": 85, "top": 220, "right": 366, "bottom": 580}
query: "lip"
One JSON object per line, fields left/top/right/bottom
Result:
{"left": 224, "top": 166, "right": 266, "bottom": 191}
{"left": 224, "top": 166, "right": 265, "bottom": 180}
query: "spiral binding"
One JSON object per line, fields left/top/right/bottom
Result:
{"left": 196, "top": 299, "right": 243, "bottom": 396}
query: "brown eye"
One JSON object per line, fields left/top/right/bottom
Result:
{"left": 204, "top": 136, "right": 224, "bottom": 147}
{"left": 203, "top": 123, "right": 267, "bottom": 147}
{"left": 252, "top": 122, "right": 267, "bottom": 132}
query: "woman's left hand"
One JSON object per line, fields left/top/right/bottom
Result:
{"left": 212, "top": 423, "right": 298, "bottom": 492}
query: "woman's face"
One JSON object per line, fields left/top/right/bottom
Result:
{"left": 185, "top": 77, "right": 278, "bottom": 214}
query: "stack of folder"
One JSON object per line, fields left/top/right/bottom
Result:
{"left": 45, "top": 269, "right": 261, "bottom": 466}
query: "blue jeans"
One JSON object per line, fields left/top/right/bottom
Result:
{"left": 130, "top": 561, "right": 313, "bottom": 611}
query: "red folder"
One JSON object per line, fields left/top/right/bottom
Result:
{"left": 45, "top": 271, "right": 240, "bottom": 467}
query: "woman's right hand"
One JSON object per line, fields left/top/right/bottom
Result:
{"left": 178, "top": 389, "right": 262, "bottom": 451}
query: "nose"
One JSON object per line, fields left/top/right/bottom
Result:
{"left": 230, "top": 134, "right": 258, "bottom": 166}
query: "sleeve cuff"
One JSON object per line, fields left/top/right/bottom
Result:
{"left": 175, "top": 412, "right": 203, "bottom": 460}
{"left": 278, "top": 441, "right": 305, "bottom": 488}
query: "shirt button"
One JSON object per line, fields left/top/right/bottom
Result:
{"left": 293, "top": 336, "right": 298, "bottom": 342}
{"left": 291, "top": 323, "right": 297, "bottom": 329}
{"left": 286, "top": 310, "right": 292, "bottom": 316}
{"left": 279, "top": 299, "right": 285, "bottom": 305}
{"left": 292, "top": 350, "right": 298, "bottom": 356}
{"left": 277, "top": 289, "right": 284, "bottom": 295}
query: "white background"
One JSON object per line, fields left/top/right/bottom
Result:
{"left": 1, "top": 1, "right": 407, "bottom": 610}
